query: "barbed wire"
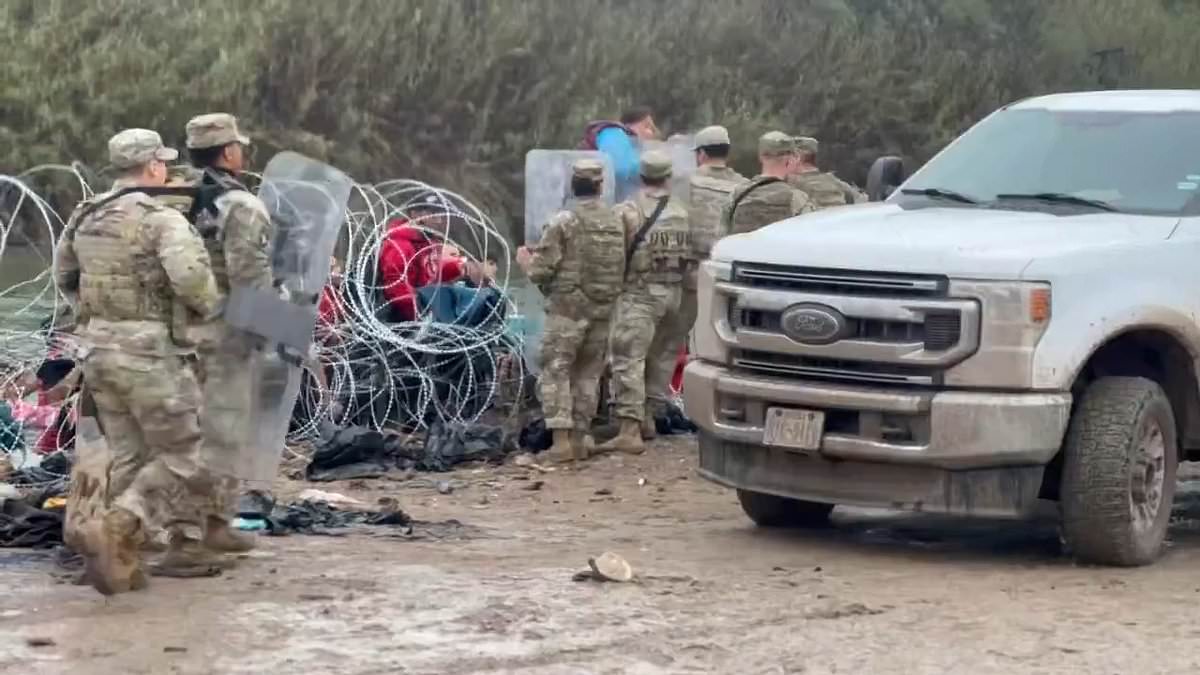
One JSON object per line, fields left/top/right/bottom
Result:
{"left": 0, "top": 162, "right": 535, "bottom": 483}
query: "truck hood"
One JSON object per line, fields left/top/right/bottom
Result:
{"left": 711, "top": 204, "right": 1178, "bottom": 279}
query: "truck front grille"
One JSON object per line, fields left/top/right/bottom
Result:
{"left": 732, "top": 349, "right": 939, "bottom": 387}
{"left": 733, "top": 263, "right": 948, "bottom": 298}
{"left": 923, "top": 313, "right": 962, "bottom": 351}
{"left": 736, "top": 308, "right": 962, "bottom": 352}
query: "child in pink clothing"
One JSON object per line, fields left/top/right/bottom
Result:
{"left": 2, "top": 364, "right": 77, "bottom": 453}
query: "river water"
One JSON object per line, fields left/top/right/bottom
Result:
{"left": 0, "top": 245, "right": 59, "bottom": 359}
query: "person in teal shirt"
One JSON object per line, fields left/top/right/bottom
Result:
{"left": 583, "top": 107, "right": 660, "bottom": 201}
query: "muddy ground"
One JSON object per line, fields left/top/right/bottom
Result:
{"left": 3, "top": 436, "right": 1200, "bottom": 675}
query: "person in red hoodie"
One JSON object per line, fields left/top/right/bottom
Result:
{"left": 378, "top": 191, "right": 473, "bottom": 322}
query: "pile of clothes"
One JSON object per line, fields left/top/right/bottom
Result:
{"left": 0, "top": 451, "right": 73, "bottom": 549}
{"left": 305, "top": 400, "right": 696, "bottom": 481}
{"left": 235, "top": 490, "right": 481, "bottom": 540}
{"left": 305, "top": 421, "right": 517, "bottom": 481}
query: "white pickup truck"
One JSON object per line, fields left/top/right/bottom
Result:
{"left": 684, "top": 90, "right": 1200, "bottom": 566}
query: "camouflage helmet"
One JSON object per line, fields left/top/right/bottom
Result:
{"left": 639, "top": 150, "right": 673, "bottom": 180}
{"left": 758, "top": 131, "right": 799, "bottom": 157}
{"left": 108, "top": 129, "right": 178, "bottom": 169}
{"left": 572, "top": 158, "right": 604, "bottom": 181}
{"left": 795, "top": 136, "right": 819, "bottom": 156}
{"left": 693, "top": 125, "right": 731, "bottom": 149}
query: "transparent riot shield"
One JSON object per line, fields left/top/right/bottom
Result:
{"left": 644, "top": 134, "right": 697, "bottom": 201}
{"left": 224, "top": 151, "right": 353, "bottom": 484}
{"left": 521, "top": 150, "right": 616, "bottom": 372}
{"left": 523, "top": 149, "right": 615, "bottom": 243}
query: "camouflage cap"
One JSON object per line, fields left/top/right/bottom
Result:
{"left": 185, "top": 113, "right": 251, "bottom": 149}
{"left": 108, "top": 129, "right": 179, "bottom": 169}
{"left": 795, "top": 136, "right": 819, "bottom": 155}
{"left": 758, "top": 131, "right": 798, "bottom": 157}
{"left": 693, "top": 125, "right": 731, "bottom": 149}
{"left": 640, "top": 150, "right": 673, "bottom": 180}
{"left": 572, "top": 158, "right": 604, "bottom": 181}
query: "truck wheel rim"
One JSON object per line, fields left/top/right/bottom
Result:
{"left": 1130, "top": 419, "right": 1166, "bottom": 533}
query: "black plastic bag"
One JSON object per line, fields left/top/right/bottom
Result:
{"left": 655, "top": 402, "right": 697, "bottom": 436}
{"left": 306, "top": 426, "right": 405, "bottom": 482}
{"left": 519, "top": 417, "right": 553, "bottom": 452}
{"left": 421, "top": 422, "right": 505, "bottom": 472}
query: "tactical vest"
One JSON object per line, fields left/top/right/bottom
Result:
{"left": 159, "top": 169, "right": 248, "bottom": 293}
{"left": 789, "top": 171, "right": 854, "bottom": 209}
{"left": 626, "top": 192, "right": 692, "bottom": 288}
{"left": 72, "top": 193, "right": 173, "bottom": 323}
{"left": 724, "top": 177, "right": 794, "bottom": 235}
{"left": 545, "top": 198, "right": 627, "bottom": 304}
{"left": 688, "top": 167, "right": 746, "bottom": 258}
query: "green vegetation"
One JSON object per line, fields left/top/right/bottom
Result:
{"left": 1, "top": 0, "right": 1197, "bottom": 238}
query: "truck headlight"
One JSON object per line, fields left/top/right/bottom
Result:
{"left": 692, "top": 260, "right": 733, "bottom": 363}
{"left": 706, "top": 260, "right": 732, "bottom": 283}
{"left": 944, "top": 280, "right": 1051, "bottom": 388}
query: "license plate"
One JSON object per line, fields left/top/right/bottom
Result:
{"left": 763, "top": 407, "right": 825, "bottom": 451}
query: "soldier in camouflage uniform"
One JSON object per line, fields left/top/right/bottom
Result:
{"left": 55, "top": 129, "right": 222, "bottom": 594}
{"left": 640, "top": 126, "right": 748, "bottom": 438}
{"left": 599, "top": 151, "right": 695, "bottom": 455}
{"left": 183, "top": 113, "right": 274, "bottom": 554}
{"left": 516, "top": 159, "right": 626, "bottom": 463}
{"left": 788, "top": 136, "right": 867, "bottom": 209}
{"left": 724, "top": 131, "right": 816, "bottom": 235}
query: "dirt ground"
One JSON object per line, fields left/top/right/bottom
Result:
{"left": 4, "top": 436, "right": 1200, "bottom": 675}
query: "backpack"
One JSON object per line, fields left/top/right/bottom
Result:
{"left": 578, "top": 121, "right": 635, "bottom": 151}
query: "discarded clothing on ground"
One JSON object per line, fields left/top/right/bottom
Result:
{"left": 421, "top": 421, "right": 507, "bottom": 472}
{"left": 39, "top": 451, "right": 72, "bottom": 475}
{"left": 263, "top": 498, "right": 484, "bottom": 541}
{"left": 518, "top": 418, "right": 553, "bottom": 452}
{"left": 4, "top": 451, "right": 73, "bottom": 490}
{"left": 266, "top": 499, "right": 411, "bottom": 536}
{"left": 655, "top": 402, "right": 697, "bottom": 436}
{"left": 305, "top": 421, "right": 514, "bottom": 479}
{"left": 305, "top": 426, "right": 416, "bottom": 481}
{"left": 0, "top": 498, "right": 63, "bottom": 549}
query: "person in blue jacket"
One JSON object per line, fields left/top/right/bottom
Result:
{"left": 578, "top": 106, "right": 660, "bottom": 201}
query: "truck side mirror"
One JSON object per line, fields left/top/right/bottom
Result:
{"left": 866, "top": 156, "right": 906, "bottom": 202}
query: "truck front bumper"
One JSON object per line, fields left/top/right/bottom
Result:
{"left": 683, "top": 361, "right": 1072, "bottom": 517}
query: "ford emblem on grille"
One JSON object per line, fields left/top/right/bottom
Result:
{"left": 779, "top": 304, "right": 846, "bottom": 345}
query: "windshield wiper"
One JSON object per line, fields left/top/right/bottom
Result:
{"left": 994, "top": 192, "right": 1118, "bottom": 212}
{"left": 899, "top": 187, "right": 980, "bottom": 205}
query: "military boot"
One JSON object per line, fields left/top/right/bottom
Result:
{"left": 643, "top": 401, "right": 662, "bottom": 439}
{"left": 204, "top": 516, "right": 257, "bottom": 553}
{"left": 597, "top": 419, "right": 645, "bottom": 455}
{"left": 571, "top": 430, "right": 595, "bottom": 461}
{"left": 641, "top": 415, "right": 658, "bottom": 441}
{"left": 543, "top": 429, "right": 577, "bottom": 464}
{"left": 150, "top": 530, "right": 228, "bottom": 578}
{"left": 82, "top": 508, "right": 148, "bottom": 595}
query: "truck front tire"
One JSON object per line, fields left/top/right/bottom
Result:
{"left": 1061, "top": 377, "right": 1177, "bottom": 567}
{"left": 737, "top": 489, "right": 834, "bottom": 528}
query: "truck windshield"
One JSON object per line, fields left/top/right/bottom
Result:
{"left": 898, "top": 108, "right": 1200, "bottom": 216}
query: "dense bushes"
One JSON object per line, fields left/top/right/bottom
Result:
{"left": 1, "top": 0, "right": 1197, "bottom": 237}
